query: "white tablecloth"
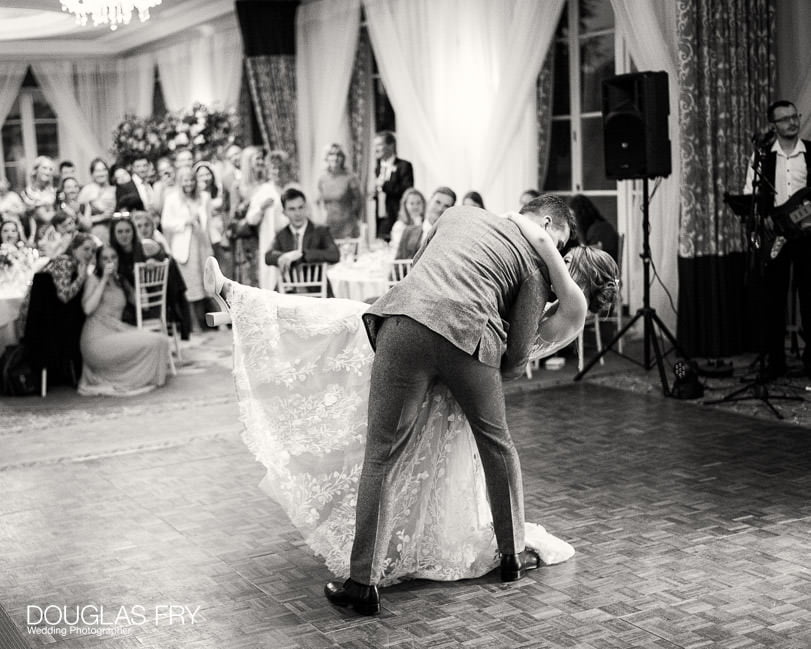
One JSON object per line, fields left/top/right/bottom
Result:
{"left": 327, "top": 249, "right": 395, "bottom": 302}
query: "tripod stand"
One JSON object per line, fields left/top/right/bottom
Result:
{"left": 574, "top": 177, "right": 689, "bottom": 396}
{"left": 703, "top": 145, "right": 803, "bottom": 419}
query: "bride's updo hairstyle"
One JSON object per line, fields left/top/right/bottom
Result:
{"left": 567, "top": 245, "right": 620, "bottom": 315}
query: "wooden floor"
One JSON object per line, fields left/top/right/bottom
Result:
{"left": 2, "top": 341, "right": 811, "bottom": 648}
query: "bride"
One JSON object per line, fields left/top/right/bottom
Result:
{"left": 204, "top": 212, "right": 618, "bottom": 593}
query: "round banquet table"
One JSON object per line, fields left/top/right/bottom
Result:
{"left": 326, "top": 249, "right": 395, "bottom": 302}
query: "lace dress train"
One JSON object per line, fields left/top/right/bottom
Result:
{"left": 229, "top": 286, "right": 574, "bottom": 586}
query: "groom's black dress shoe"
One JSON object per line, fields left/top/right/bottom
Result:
{"left": 324, "top": 578, "right": 380, "bottom": 615}
{"left": 500, "top": 549, "right": 542, "bottom": 582}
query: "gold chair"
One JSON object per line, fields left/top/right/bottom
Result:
{"left": 134, "top": 260, "right": 179, "bottom": 375}
{"left": 386, "top": 259, "right": 413, "bottom": 289}
{"left": 278, "top": 262, "right": 329, "bottom": 298}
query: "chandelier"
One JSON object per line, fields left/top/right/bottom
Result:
{"left": 60, "top": 0, "right": 163, "bottom": 31}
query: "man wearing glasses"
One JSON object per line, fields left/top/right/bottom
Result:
{"left": 744, "top": 100, "right": 811, "bottom": 379}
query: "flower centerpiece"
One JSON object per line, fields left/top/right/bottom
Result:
{"left": 112, "top": 103, "right": 241, "bottom": 163}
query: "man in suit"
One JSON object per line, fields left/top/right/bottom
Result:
{"left": 395, "top": 186, "right": 456, "bottom": 259}
{"left": 325, "top": 195, "right": 576, "bottom": 615}
{"left": 265, "top": 186, "right": 340, "bottom": 276}
{"left": 373, "top": 131, "right": 414, "bottom": 241}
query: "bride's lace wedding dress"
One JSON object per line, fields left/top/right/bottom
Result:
{"left": 230, "top": 286, "right": 575, "bottom": 587}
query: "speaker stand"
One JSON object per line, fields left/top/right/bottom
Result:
{"left": 574, "top": 177, "right": 689, "bottom": 396}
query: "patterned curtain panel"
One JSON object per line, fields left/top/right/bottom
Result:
{"left": 536, "top": 47, "right": 555, "bottom": 190}
{"left": 676, "top": 0, "right": 775, "bottom": 356}
{"left": 246, "top": 55, "right": 299, "bottom": 179}
{"left": 348, "top": 26, "right": 374, "bottom": 229}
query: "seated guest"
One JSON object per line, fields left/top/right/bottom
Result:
{"left": 569, "top": 194, "right": 619, "bottom": 263}
{"left": 78, "top": 158, "right": 116, "bottom": 243}
{"left": 1, "top": 219, "right": 24, "bottom": 251}
{"left": 462, "top": 190, "right": 485, "bottom": 209}
{"left": 16, "top": 232, "right": 95, "bottom": 343}
{"left": 37, "top": 209, "right": 76, "bottom": 259}
{"left": 519, "top": 188, "right": 540, "bottom": 206}
{"left": 130, "top": 211, "right": 191, "bottom": 340}
{"left": 265, "top": 187, "right": 339, "bottom": 277}
{"left": 108, "top": 214, "right": 146, "bottom": 289}
{"left": 78, "top": 244, "right": 170, "bottom": 396}
{"left": 111, "top": 163, "right": 145, "bottom": 213}
{"left": 394, "top": 186, "right": 456, "bottom": 260}
{"left": 389, "top": 188, "right": 425, "bottom": 254}
{"left": 132, "top": 210, "right": 169, "bottom": 254}
{"left": 0, "top": 178, "right": 26, "bottom": 228}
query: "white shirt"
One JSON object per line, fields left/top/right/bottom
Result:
{"left": 744, "top": 139, "right": 807, "bottom": 206}
{"left": 133, "top": 174, "right": 154, "bottom": 212}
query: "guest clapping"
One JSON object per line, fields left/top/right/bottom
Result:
{"left": 162, "top": 166, "right": 213, "bottom": 332}
{"left": 78, "top": 158, "right": 117, "bottom": 243}
{"left": 78, "top": 244, "right": 170, "bottom": 397}
{"left": 37, "top": 209, "right": 77, "bottom": 259}
{"left": 317, "top": 143, "right": 362, "bottom": 239}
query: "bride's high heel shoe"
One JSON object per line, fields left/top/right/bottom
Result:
{"left": 204, "top": 257, "right": 231, "bottom": 327}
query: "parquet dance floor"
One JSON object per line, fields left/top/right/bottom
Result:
{"left": 1, "top": 380, "right": 810, "bottom": 648}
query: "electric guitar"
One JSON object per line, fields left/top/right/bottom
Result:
{"left": 768, "top": 186, "right": 811, "bottom": 259}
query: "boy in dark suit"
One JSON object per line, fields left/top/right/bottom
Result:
{"left": 265, "top": 187, "right": 340, "bottom": 275}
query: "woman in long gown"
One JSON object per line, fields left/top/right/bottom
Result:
{"left": 317, "top": 144, "right": 363, "bottom": 240}
{"left": 78, "top": 245, "right": 170, "bottom": 396}
{"left": 204, "top": 215, "right": 619, "bottom": 586}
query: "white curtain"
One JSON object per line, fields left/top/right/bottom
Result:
{"left": 296, "top": 0, "right": 361, "bottom": 210}
{"left": 0, "top": 62, "right": 27, "bottom": 133}
{"left": 362, "top": 0, "right": 564, "bottom": 214}
{"left": 31, "top": 61, "right": 105, "bottom": 186}
{"left": 118, "top": 52, "right": 156, "bottom": 117}
{"left": 156, "top": 41, "right": 195, "bottom": 112}
{"left": 610, "top": 0, "right": 680, "bottom": 333}
{"left": 157, "top": 28, "right": 243, "bottom": 112}
{"left": 74, "top": 60, "right": 128, "bottom": 165}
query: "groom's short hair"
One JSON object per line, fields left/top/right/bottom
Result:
{"left": 519, "top": 194, "right": 577, "bottom": 236}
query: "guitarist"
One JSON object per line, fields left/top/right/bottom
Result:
{"left": 744, "top": 100, "right": 811, "bottom": 380}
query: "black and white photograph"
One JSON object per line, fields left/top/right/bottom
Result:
{"left": 1, "top": 1, "right": 811, "bottom": 648}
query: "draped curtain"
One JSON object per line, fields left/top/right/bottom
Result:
{"left": 675, "top": 0, "right": 775, "bottom": 357}
{"left": 0, "top": 63, "right": 27, "bottom": 139}
{"left": 536, "top": 49, "right": 555, "bottom": 194}
{"left": 348, "top": 26, "right": 374, "bottom": 235}
{"left": 776, "top": 0, "right": 811, "bottom": 139}
{"left": 31, "top": 61, "right": 106, "bottom": 186}
{"left": 238, "top": 1, "right": 299, "bottom": 177}
{"left": 610, "top": 0, "right": 680, "bottom": 333}
{"left": 295, "top": 0, "right": 360, "bottom": 211}
{"left": 118, "top": 53, "right": 155, "bottom": 118}
{"left": 156, "top": 28, "right": 243, "bottom": 113}
{"left": 74, "top": 60, "right": 128, "bottom": 163}
{"left": 362, "top": 0, "right": 564, "bottom": 214}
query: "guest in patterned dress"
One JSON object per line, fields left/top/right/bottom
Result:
{"left": 317, "top": 143, "right": 363, "bottom": 240}
{"left": 78, "top": 244, "right": 169, "bottom": 396}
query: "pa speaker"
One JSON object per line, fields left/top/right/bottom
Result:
{"left": 602, "top": 71, "right": 671, "bottom": 180}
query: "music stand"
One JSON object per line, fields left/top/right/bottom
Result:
{"left": 702, "top": 158, "right": 804, "bottom": 418}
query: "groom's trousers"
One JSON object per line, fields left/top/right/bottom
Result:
{"left": 350, "top": 315, "right": 525, "bottom": 585}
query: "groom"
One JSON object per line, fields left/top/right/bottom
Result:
{"left": 325, "top": 195, "right": 575, "bottom": 615}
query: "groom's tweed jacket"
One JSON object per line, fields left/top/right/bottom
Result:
{"left": 363, "top": 206, "right": 550, "bottom": 374}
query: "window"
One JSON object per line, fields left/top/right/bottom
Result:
{"left": 544, "top": 0, "right": 626, "bottom": 227}
{"left": 359, "top": 10, "right": 395, "bottom": 134}
{"left": 0, "top": 68, "right": 59, "bottom": 191}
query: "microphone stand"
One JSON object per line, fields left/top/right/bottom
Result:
{"left": 704, "top": 140, "right": 803, "bottom": 419}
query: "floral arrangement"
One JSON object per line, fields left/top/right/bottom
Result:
{"left": 112, "top": 103, "right": 241, "bottom": 163}
{"left": 0, "top": 242, "right": 39, "bottom": 270}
